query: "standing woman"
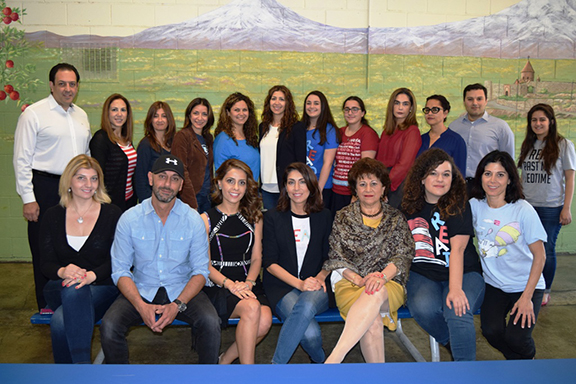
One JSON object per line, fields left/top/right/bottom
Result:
{"left": 376, "top": 88, "right": 422, "bottom": 208}
{"left": 214, "top": 93, "right": 261, "bottom": 182}
{"left": 202, "top": 159, "right": 272, "bottom": 364}
{"left": 401, "top": 148, "right": 484, "bottom": 361}
{"left": 41, "top": 155, "right": 121, "bottom": 363}
{"left": 417, "top": 95, "right": 467, "bottom": 176}
{"left": 90, "top": 93, "right": 137, "bottom": 211}
{"left": 172, "top": 98, "right": 215, "bottom": 212}
{"left": 470, "top": 150, "right": 546, "bottom": 360}
{"left": 331, "top": 96, "right": 379, "bottom": 214}
{"left": 259, "top": 85, "right": 305, "bottom": 210}
{"left": 134, "top": 101, "right": 176, "bottom": 201}
{"left": 302, "top": 91, "right": 341, "bottom": 207}
{"left": 263, "top": 163, "right": 332, "bottom": 364}
{"left": 517, "top": 104, "right": 575, "bottom": 306}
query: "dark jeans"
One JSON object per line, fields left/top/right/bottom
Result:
{"left": 261, "top": 189, "right": 280, "bottom": 211}
{"left": 44, "top": 280, "right": 119, "bottom": 363}
{"left": 534, "top": 206, "right": 563, "bottom": 292}
{"left": 30, "top": 171, "right": 61, "bottom": 310}
{"left": 330, "top": 192, "right": 352, "bottom": 218}
{"left": 481, "top": 283, "right": 544, "bottom": 360}
{"left": 100, "top": 288, "right": 221, "bottom": 364}
{"left": 196, "top": 192, "right": 212, "bottom": 214}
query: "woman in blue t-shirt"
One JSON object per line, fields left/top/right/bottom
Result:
{"left": 401, "top": 148, "right": 484, "bottom": 361}
{"left": 301, "top": 90, "right": 341, "bottom": 207}
{"left": 214, "top": 93, "right": 261, "bottom": 182}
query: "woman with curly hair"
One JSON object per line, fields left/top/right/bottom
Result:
{"left": 172, "top": 98, "right": 215, "bottom": 212}
{"left": 201, "top": 159, "right": 272, "bottom": 364}
{"left": 263, "top": 163, "right": 333, "bottom": 363}
{"left": 376, "top": 88, "right": 422, "bottom": 208}
{"left": 134, "top": 101, "right": 176, "bottom": 201}
{"left": 259, "top": 85, "right": 305, "bottom": 210}
{"left": 302, "top": 91, "right": 341, "bottom": 207}
{"left": 517, "top": 103, "right": 576, "bottom": 306}
{"left": 214, "top": 93, "right": 261, "bottom": 182}
{"left": 90, "top": 93, "right": 137, "bottom": 211}
{"left": 401, "top": 148, "right": 484, "bottom": 361}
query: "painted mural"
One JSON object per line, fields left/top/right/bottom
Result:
{"left": 3, "top": 0, "right": 576, "bottom": 259}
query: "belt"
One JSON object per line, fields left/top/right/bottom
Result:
{"left": 32, "top": 169, "right": 61, "bottom": 179}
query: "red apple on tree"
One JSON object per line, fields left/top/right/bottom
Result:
{"left": 10, "top": 12, "right": 18, "bottom": 22}
{"left": 0, "top": 91, "right": 6, "bottom": 101}
{"left": 6, "top": 60, "right": 14, "bottom": 68}
{"left": 4, "top": 84, "right": 14, "bottom": 93}
{"left": 2, "top": 7, "right": 11, "bottom": 16}
{"left": 10, "top": 90, "right": 19, "bottom": 100}
{"left": 21, "top": 104, "right": 30, "bottom": 112}
{"left": 3, "top": 15, "right": 11, "bottom": 24}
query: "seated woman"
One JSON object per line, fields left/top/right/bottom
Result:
{"left": 90, "top": 93, "right": 137, "bottom": 211}
{"left": 417, "top": 95, "right": 466, "bottom": 176}
{"left": 213, "top": 93, "right": 261, "bottom": 182}
{"left": 470, "top": 150, "right": 547, "bottom": 360}
{"left": 201, "top": 159, "right": 272, "bottom": 364}
{"left": 134, "top": 101, "right": 176, "bottom": 201}
{"left": 263, "top": 163, "right": 333, "bottom": 364}
{"left": 40, "top": 154, "right": 122, "bottom": 363}
{"left": 323, "top": 158, "right": 414, "bottom": 363}
{"left": 401, "top": 148, "right": 484, "bottom": 361}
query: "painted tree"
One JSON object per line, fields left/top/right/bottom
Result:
{"left": 0, "top": 0, "right": 40, "bottom": 110}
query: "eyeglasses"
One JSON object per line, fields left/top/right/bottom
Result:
{"left": 343, "top": 107, "right": 361, "bottom": 114}
{"left": 422, "top": 107, "right": 443, "bottom": 114}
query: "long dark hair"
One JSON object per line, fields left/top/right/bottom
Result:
{"left": 302, "top": 90, "right": 341, "bottom": 145}
{"left": 383, "top": 88, "right": 418, "bottom": 135}
{"left": 260, "top": 85, "right": 299, "bottom": 137}
{"left": 401, "top": 148, "right": 466, "bottom": 219}
{"left": 183, "top": 98, "right": 214, "bottom": 147}
{"left": 471, "top": 150, "right": 524, "bottom": 203}
{"left": 517, "top": 103, "right": 563, "bottom": 175}
{"left": 143, "top": 101, "right": 176, "bottom": 152}
{"left": 101, "top": 93, "right": 133, "bottom": 144}
{"left": 342, "top": 96, "right": 370, "bottom": 127}
{"left": 215, "top": 92, "right": 258, "bottom": 148}
{"left": 277, "top": 162, "right": 324, "bottom": 214}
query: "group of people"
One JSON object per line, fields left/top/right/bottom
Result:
{"left": 13, "top": 63, "right": 575, "bottom": 364}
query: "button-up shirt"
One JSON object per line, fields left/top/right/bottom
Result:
{"left": 449, "top": 111, "right": 514, "bottom": 178}
{"left": 111, "top": 198, "right": 210, "bottom": 302}
{"left": 13, "top": 94, "right": 91, "bottom": 204}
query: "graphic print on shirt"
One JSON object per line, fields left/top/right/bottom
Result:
{"left": 477, "top": 220, "right": 521, "bottom": 258}
{"left": 407, "top": 211, "right": 450, "bottom": 267}
{"left": 294, "top": 227, "right": 311, "bottom": 243}
{"left": 306, "top": 139, "right": 316, "bottom": 173}
{"left": 333, "top": 138, "right": 362, "bottom": 187}
{"left": 522, "top": 148, "right": 551, "bottom": 184}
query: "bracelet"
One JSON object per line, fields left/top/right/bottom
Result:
{"left": 382, "top": 273, "right": 389, "bottom": 284}
{"left": 246, "top": 279, "right": 256, "bottom": 287}
{"left": 222, "top": 277, "right": 229, "bottom": 287}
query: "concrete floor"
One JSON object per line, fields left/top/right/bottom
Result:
{"left": 1, "top": 255, "right": 576, "bottom": 364}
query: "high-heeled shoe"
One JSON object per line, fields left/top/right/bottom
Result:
{"left": 541, "top": 294, "right": 550, "bottom": 306}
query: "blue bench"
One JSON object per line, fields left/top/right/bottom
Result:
{"left": 31, "top": 306, "right": 439, "bottom": 363}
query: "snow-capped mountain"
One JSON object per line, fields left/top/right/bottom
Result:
{"left": 25, "top": 0, "right": 576, "bottom": 59}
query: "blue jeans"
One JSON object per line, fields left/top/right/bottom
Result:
{"left": 534, "top": 206, "right": 563, "bottom": 292}
{"left": 481, "top": 284, "right": 544, "bottom": 360}
{"left": 100, "top": 288, "right": 221, "bottom": 364}
{"left": 196, "top": 192, "right": 212, "bottom": 214}
{"left": 406, "top": 271, "right": 485, "bottom": 361}
{"left": 272, "top": 288, "right": 329, "bottom": 364}
{"left": 44, "top": 280, "right": 119, "bottom": 363}
{"left": 261, "top": 189, "right": 280, "bottom": 211}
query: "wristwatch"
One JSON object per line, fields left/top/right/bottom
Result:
{"left": 173, "top": 299, "right": 187, "bottom": 313}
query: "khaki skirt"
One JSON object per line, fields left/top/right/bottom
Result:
{"left": 334, "top": 279, "right": 405, "bottom": 331}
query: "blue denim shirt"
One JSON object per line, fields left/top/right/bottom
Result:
{"left": 111, "top": 198, "right": 210, "bottom": 302}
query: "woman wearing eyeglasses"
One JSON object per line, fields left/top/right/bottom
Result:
{"left": 417, "top": 95, "right": 467, "bottom": 177}
{"left": 376, "top": 88, "right": 421, "bottom": 208}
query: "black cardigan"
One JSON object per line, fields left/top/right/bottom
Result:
{"left": 262, "top": 208, "right": 333, "bottom": 314}
{"left": 259, "top": 121, "right": 307, "bottom": 187}
{"left": 40, "top": 203, "right": 122, "bottom": 286}
{"left": 89, "top": 129, "right": 134, "bottom": 211}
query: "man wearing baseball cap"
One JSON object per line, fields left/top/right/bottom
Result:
{"left": 101, "top": 155, "right": 221, "bottom": 363}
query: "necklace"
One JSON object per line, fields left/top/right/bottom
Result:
{"left": 72, "top": 199, "right": 94, "bottom": 224}
{"left": 360, "top": 203, "right": 383, "bottom": 218}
